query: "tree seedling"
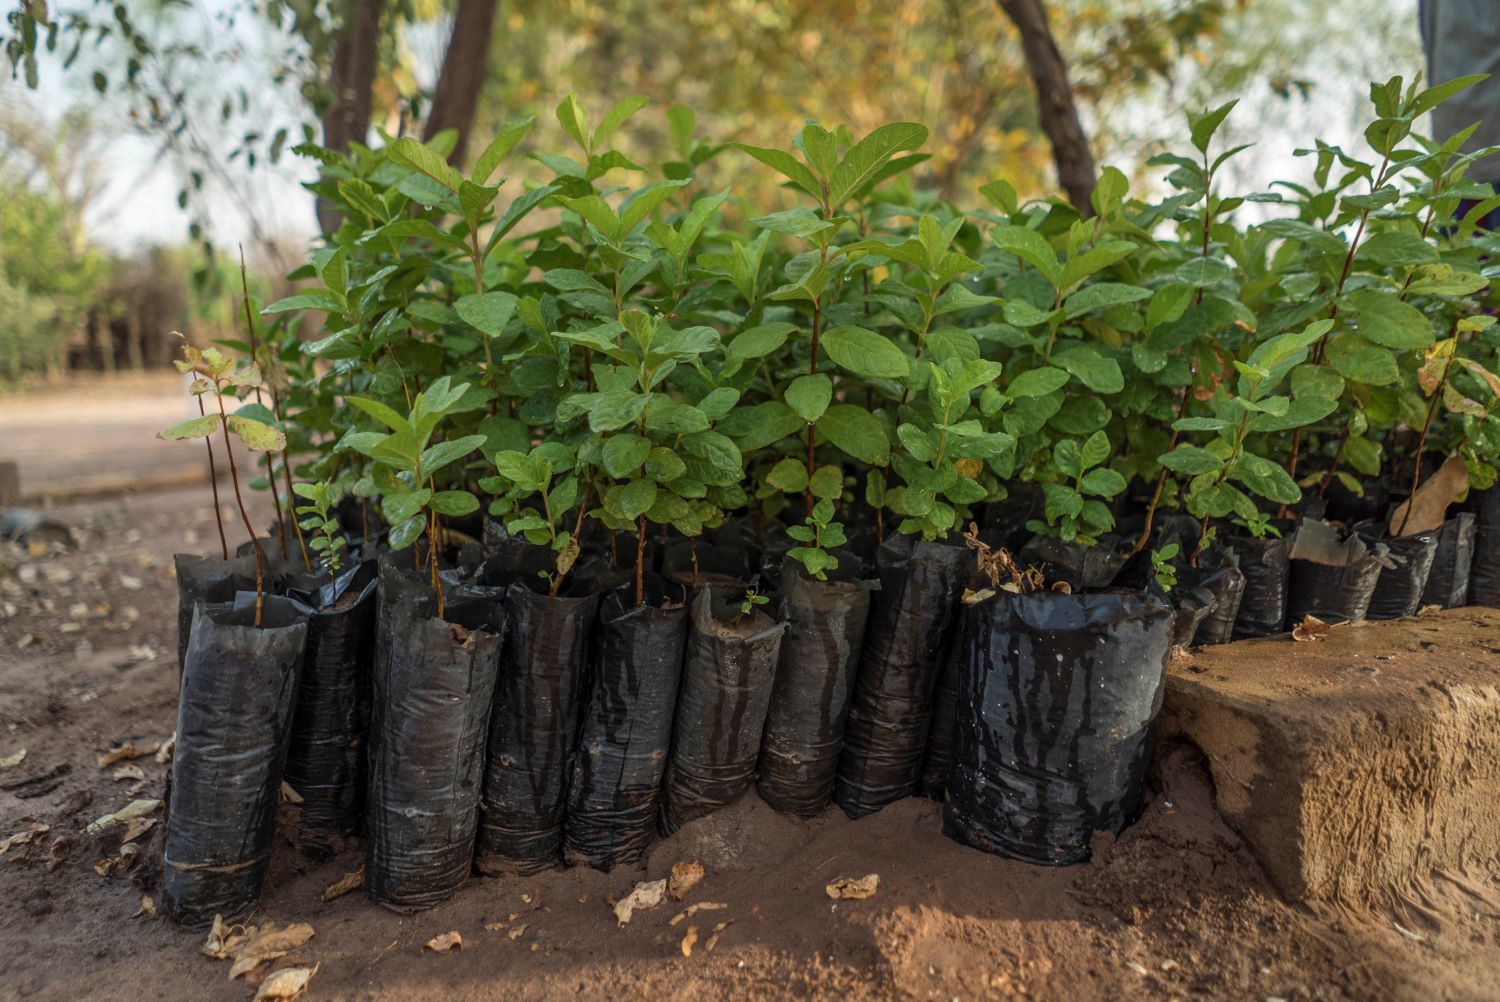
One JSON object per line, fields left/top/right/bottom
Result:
{"left": 292, "top": 480, "right": 347, "bottom": 576}
{"left": 159, "top": 343, "right": 287, "bottom": 627}
{"left": 1150, "top": 542, "right": 1180, "bottom": 593}
{"left": 345, "top": 376, "right": 485, "bottom": 620}
{"left": 734, "top": 587, "right": 769, "bottom": 624}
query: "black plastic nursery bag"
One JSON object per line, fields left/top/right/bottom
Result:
{"left": 564, "top": 576, "right": 689, "bottom": 870}
{"left": 659, "top": 587, "right": 786, "bottom": 833}
{"left": 1360, "top": 525, "right": 1438, "bottom": 621}
{"left": 475, "top": 578, "right": 600, "bottom": 876}
{"left": 943, "top": 589, "right": 1170, "bottom": 866}
{"left": 162, "top": 595, "right": 309, "bottom": 928}
{"left": 1224, "top": 534, "right": 1292, "bottom": 638}
{"left": 758, "top": 568, "right": 876, "bottom": 816}
{"left": 1177, "top": 554, "right": 1246, "bottom": 646}
{"left": 834, "top": 535, "right": 968, "bottom": 818}
{"left": 173, "top": 553, "right": 258, "bottom": 674}
{"left": 280, "top": 560, "right": 379, "bottom": 857}
{"left": 1017, "top": 534, "right": 1130, "bottom": 590}
{"left": 918, "top": 604, "right": 970, "bottom": 800}
{"left": 365, "top": 565, "right": 505, "bottom": 911}
{"left": 1284, "top": 519, "right": 1391, "bottom": 626}
{"left": 1469, "top": 487, "right": 1500, "bottom": 607}
{"left": 1421, "top": 513, "right": 1476, "bottom": 609}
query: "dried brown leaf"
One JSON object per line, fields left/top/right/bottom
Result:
{"left": 1291, "top": 615, "right": 1330, "bottom": 642}
{"left": 320, "top": 867, "right": 364, "bottom": 902}
{"left": 825, "top": 874, "right": 879, "bottom": 900}
{"left": 97, "top": 743, "right": 158, "bottom": 768}
{"left": 112, "top": 764, "right": 146, "bottom": 783}
{"left": 667, "top": 860, "right": 704, "bottom": 901}
{"left": 132, "top": 895, "right": 157, "bottom": 919}
{"left": 0, "top": 822, "right": 49, "bottom": 857}
{"left": 0, "top": 749, "right": 25, "bottom": 770}
{"left": 202, "top": 915, "right": 257, "bottom": 960}
{"left": 680, "top": 926, "right": 698, "bottom": 957}
{"left": 613, "top": 878, "right": 667, "bottom": 926}
{"left": 507, "top": 923, "right": 528, "bottom": 941}
{"left": 424, "top": 931, "right": 463, "bottom": 953}
{"left": 228, "top": 923, "right": 317, "bottom": 979}
{"left": 254, "top": 964, "right": 317, "bottom": 1001}
{"left": 669, "top": 901, "right": 728, "bottom": 927}
{"left": 279, "top": 782, "right": 304, "bottom": 805}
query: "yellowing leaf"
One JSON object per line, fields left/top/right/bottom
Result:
{"left": 825, "top": 874, "right": 880, "bottom": 900}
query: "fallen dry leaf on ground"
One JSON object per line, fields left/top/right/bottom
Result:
{"left": 279, "top": 782, "right": 304, "bottom": 805}
{"left": 1291, "top": 615, "right": 1330, "bottom": 642}
{"left": 668, "top": 860, "right": 704, "bottom": 901}
{"left": 424, "top": 932, "right": 463, "bottom": 953}
{"left": 227, "top": 923, "right": 317, "bottom": 979}
{"left": 826, "top": 874, "right": 880, "bottom": 900}
{"left": 119, "top": 816, "right": 158, "bottom": 843}
{"left": 202, "top": 915, "right": 257, "bottom": 960}
{"left": 706, "top": 919, "right": 735, "bottom": 952}
{"left": 669, "top": 902, "right": 728, "bottom": 927}
{"left": 0, "top": 822, "right": 49, "bottom": 857}
{"left": 85, "top": 798, "right": 161, "bottom": 834}
{"left": 320, "top": 867, "right": 364, "bottom": 902}
{"left": 132, "top": 895, "right": 156, "bottom": 919}
{"left": 254, "top": 964, "right": 317, "bottom": 1001}
{"left": 93, "top": 843, "right": 139, "bottom": 876}
{"left": 112, "top": 764, "right": 146, "bottom": 783}
{"left": 154, "top": 733, "right": 175, "bottom": 765}
{"left": 613, "top": 879, "right": 667, "bottom": 926}
{"left": 508, "top": 924, "right": 528, "bottom": 941}
{"left": 680, "top": 926, "right": 698, "bottom": 957}
{"left": 0, "top": 749, "right": 25, "bottom": 770}
{"left": 97, "top": 742, "right": 159, "bottom": 768}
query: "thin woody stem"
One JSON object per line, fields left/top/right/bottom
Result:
{"left": 239, "top": 248, "right": 288, "bottom": 560}
{"left": 197, "top": 394, "right": 229, "bottom": 560}
{"left": 215, "top": 388, "right": 265, "bottom": 628}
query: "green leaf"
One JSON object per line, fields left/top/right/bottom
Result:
{"left": 820, "top": 326, "right": 909, "bottom": 379}
{"left": 387, "top": 136, "right": 463, "bottom": 193}
{"left": 817, "top": 404, "right": 890, "bottom": 465}
{"left": 347, "top": 395, "right": 409, "bottom": 433}
{"left": 827, "top": 122, "right": 928, "bottom": 208}
{"left": 473, "top": 116, "right": 535, "bottom": 184}
{"left": 1054, "top": 347, "right": 1124, "bottom": 393}
{"left": 785, "top": 374, "right": 833, "bottom": 423}
{"left": 729, "top": 142, "right": 822, "bottom": 199}
{"left": 421, "top": 435, "right": 486, "bottom": 474}
{"left": 556, "top": 94, "right": 590, "bottom": 152}
{"left": 1080, "top": 468, "right": 1126, "bottom": 498}
{"left": 1062, "top": 282, "right": 1151, "bottom": 321}
{"left": 384, "top": 488, "right": 432, "bottom": 525}
{"left": 1326, "top": 333, "right": 1400, "bottom": 386}
{"left": 1079, "top": 430, "right": 1110, "bottom": 470}
{"left": 261, "top": 291, "right": 346, "bottom": 316}
{"left": 643, "top": 399, "right": 710, "bottom": 434}
{"left": 429, "top": 491, "right": 479, "bottom": 517}
{"left": 808, "top": 465, "right": 843, "bottom": 500}
{"left": 226, "top": 415, "right": 287, "bottom": 453}
{"left": 593, "top": 95, "right": 649, "bottom": 149}
{"left": 158, "top": 414, "right": 220, "bottom": 441}
{"left": 1230, "top": 454, "right": 1301, "bottom": 504}
{"left": 990, "top": 225, "right": 1061, "bottom": 289}
{"left": 619, "top": 178, "right": 691, "bottom": 234}
{"left": 388, "top": 515, "right": 426, "bottom": 551}
{"left": 615, "top": 479, "right": 658, "bottom": 520}
{"left": 1189, "top": 99, "right": 1238, "bottom": 153}
{"left": 456, "top": 292, "right": 519, "bottom": 338}
{"left": 1007, "top": 366, "right": 1069, "bottom": 398}
{"left": 589, "top": 390, "right": 649, "bottom": 432}
{"left": 603, "top": 434, "right": 652, "bottom": 477}
{"left": 1346, "top": 289, "right": 1434, "bottom": 349}
{"left": 767, "top": 458, "right": 809, "bottom": 493}
{"left": 1160, "top": 445, "right": 1223, "bottom": 475}
{"left": 723, "top": 322, "right": 794, "bottom": 375}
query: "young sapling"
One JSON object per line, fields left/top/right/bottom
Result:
{"left": 292, "top": 480, "right": 347, "bottom": 576}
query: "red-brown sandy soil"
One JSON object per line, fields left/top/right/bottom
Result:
{"left": 1, "top": 381, "right": 1497, "bottom": 1001}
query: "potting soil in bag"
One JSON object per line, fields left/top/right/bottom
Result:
{"left": 1225, "top": 534, "right": 1292, "bottom": 638}
{"left": 173, "top": 553, "right": 258, "bottom": 674}
{"left": 758, "top": 565, "right": 876, "bottom": 816}
{"left": 834, "top": 535, "right": 968, "bottom": 818}
{"left": 918, "top": 606, "right": 969, "bottom": 800}
{"left": 281, "top": 560, "right": 379, "bottom": 858}
{"left": 1017, "top": 534, "right": 1130, "bottom": 589}
{"left": 944, "top": 589, "right": 1170, "bottom": 865}
{"left": 564, "top": 576, "right": 689, "bottom": 870}
{"left": 1469, "top": 487, "right": 1500, "bottom": 606}
{"left": 1284, "top": 519, "right": 1392, "bottom": 626}
{"left": 162, "top": 595, "right": 309, "bottom": 928}
{"left": 365, "top": 568, "right": 505, "bottom": 911}
{"left": 1177, "top": 553, "right": 1246, "bottom": 646}
{"left": 1359, "top": 525, "right": 1438, "bottom": 621}
{"left": 1421, "top": 513, "right": 1476, "bottom": 609}
{"left": 659, "top": 587, "right": 787, "bottom": 833}
{"left": 475, "top": 578, "right": 600, "bottom": 876}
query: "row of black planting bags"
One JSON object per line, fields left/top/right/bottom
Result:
{"left": 159, "top": 489, "right": 1500, "bottom": 930}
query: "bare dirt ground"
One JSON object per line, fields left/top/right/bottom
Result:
{"left": 1, "top": 379, "right": 1498, "bottom": 1001}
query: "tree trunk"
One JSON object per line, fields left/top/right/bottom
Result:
{"left": 995, "top": 0, "right": 1097, "bottom": 215}
{"left": 423, "top": 0, "right": 501, "bottom": 166}
{"left": 317, "top": 0, "right": 387, "bottom": 233}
